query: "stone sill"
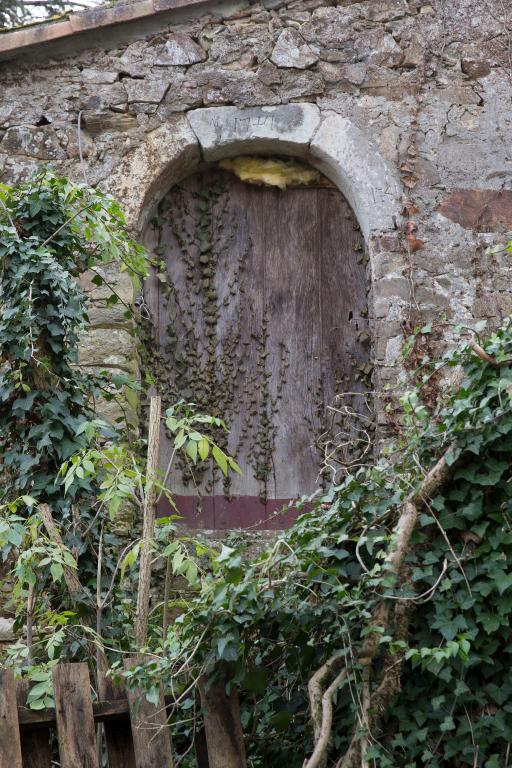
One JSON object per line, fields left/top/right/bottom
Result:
{"left": 0, "top": 0, "right": 213, "bottom": 59}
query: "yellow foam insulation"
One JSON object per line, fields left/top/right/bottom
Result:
{"left": 218, "top": 156, "right": 332, "bottom": 190}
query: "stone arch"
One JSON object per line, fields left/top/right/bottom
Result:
{"left": 105, "top": 105, "right": 403, "bottom": 461}
{"left": 107, "top": 104, "right": 401, "bottom": 245}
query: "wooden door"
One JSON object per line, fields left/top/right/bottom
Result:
{"left": 143, "top": 168, "right": 369, "bottom": 529}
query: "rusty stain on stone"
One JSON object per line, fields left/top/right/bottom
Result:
{"left": 437, "top": 190, "right": 512, "bottom": 233}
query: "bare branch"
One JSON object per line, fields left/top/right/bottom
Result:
{"left": 334, "top": 446, "right": 458, "bottom": 768}
{"left": 304, "top": 654, "right": 347, "bottom": 768}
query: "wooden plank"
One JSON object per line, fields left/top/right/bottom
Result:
{"left": 259, "top": 185, "right": 322, "bottom": 503}
{"left": 194, "top": 725, "right": 210, "bottom": 768}
{"left": 16, "top": 679, "right": 51, "bottom": 768}
{"left": 123, "top": 656, "right": 174, "bottom": 768}
{"left": 53, "top": 663, "right": 99, "bottom": 768}
{"left": 135, "top": 395, "right": 162, "bottom": 650}
{"left": 0, "top": 669, "right": 23, "bottom": 768}
{"left": 319, "top": 189, "right": 369, "bottom": 476}
{"left": 199, "top": 669, "right": 246, "bottom": 768}
{"left": 209, "top": 173, "right": 265, "bottom": 515}
{"left": 18, "top": 699, "right": 130, "bottom": 730}
{"left": 99, "top": 676, "right": 136, "bottom": 768}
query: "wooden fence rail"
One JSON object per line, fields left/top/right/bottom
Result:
{"left": 0, "top": 661, "right": 175, "bottom": 768}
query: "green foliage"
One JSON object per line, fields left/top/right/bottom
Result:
{"left": 0, "top": 169, "right": 147, "bottom": 664}
{"left": 165, "top": 401, "right": 242, "bottom": 475}
{"left": 0, "top": 169, "right": 145, "bottom": 515}
{"left": 0, "top": 170, "right": 243, "bottom": 713}
{"left": 125, "top": 317, "right": 512, "bottom": 767}
{"left": 3, "top": 170, "right": 512, "bottom": 767}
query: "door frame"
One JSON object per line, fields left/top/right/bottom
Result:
{"left": 105, "top": 104, "right": 403, "bottom": 445}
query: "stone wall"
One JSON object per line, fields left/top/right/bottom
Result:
{"left": 1, "top": 0, "right": 512, "bottom": 425}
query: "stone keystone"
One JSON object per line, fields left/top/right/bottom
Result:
{"left": 187, "top": 104, "right": 321, "bottom": 161}
{"left": 270, "top": 28, "right": 319, "bottom": 69}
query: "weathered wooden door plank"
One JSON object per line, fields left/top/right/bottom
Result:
{"left": 199, "top": 668, "right": 246, "bottom": 768}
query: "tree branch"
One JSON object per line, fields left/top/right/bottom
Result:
{"left": 469, "top": 340, "right": 512, "bottom": 367}
{"left": 304, "top": 652, "right": 346, "bottom": 768}
{"left": 333, "top": 447, "right": 457, "bottom": 768}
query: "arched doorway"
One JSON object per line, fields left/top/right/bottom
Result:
{"left": 142, "top": 160, "right": 370, "bottom": 529}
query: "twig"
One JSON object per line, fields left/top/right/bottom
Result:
{"left": 26, "top": 583, "right": 35, "bottom": 664}
{"left": 38, "top": 503, "right": 109, "bottom": 679}
{"left": 162, "top": 553, "right": 172, "bottom": 639}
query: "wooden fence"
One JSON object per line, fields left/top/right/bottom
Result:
{"left": 0, "top": 662, "right": 177, "bottom": 768}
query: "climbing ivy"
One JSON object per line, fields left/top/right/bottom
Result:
{"left": 0, "top": 169, "right": 150, "bottom": 671}
{"left": 3, "top": 168, "right": 512, "bottom": 767}
{"left": 0, "top": 169, "right": 243, "bottom": 723}
{"left": 123, "top": 314, "right": 512, "bottom": 767}
{"left": 0, "top": 169, "right": 145, "bottom": 515}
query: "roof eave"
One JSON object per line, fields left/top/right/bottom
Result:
{"left": 0, "top": 0, "right": 213, "bottom": 59}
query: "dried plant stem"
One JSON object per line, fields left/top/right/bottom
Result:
{"left": 135, "top": 395, "right": 161, "bottom": 650}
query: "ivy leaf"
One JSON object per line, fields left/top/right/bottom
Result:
{"left": 480, "top": 614, "right": 501, "bottom": 634}
{"left": 492, "top": 570, "right": 512, "bottom": 595}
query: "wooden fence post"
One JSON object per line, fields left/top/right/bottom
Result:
{"left": 199, "top": 666, "right": 247, "bottom": 768}
{"left": 53, "top": 663, "right": 99, "bottom": 768}
{"left": 0, "top": 669, "right": 23, "bottom": 768}
{"left": 124, "top": 655, "right": 174, "bottom": 768}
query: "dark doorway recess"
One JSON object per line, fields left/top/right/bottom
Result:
{"left": 143, "top": 167, "right": 369, "bottom": 529}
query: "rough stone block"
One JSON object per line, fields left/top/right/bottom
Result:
{"left": 438, "top": 86, "right": 482, "bottom": 105}
{"left": 83, "top": 112, "right": 139, "bottom": 135}
{"left": 270, "top": 28, "right": 319, "bottom": 69}
{"left": 123, "top": 77, "right": 169, "bottom": 104}
{"left": 200, "top": 70, "right": 281, "bottom": 107}
{"left": 362, "top": 0, "right": 408, "bottom": 21}
{"left": 87, "top": 302, "right": 134, "bottom": 329}
{"left": 78, "top": 328, "right": 137, "bottom": 372}
{"left": 187, "top": 103, "right": 321, "bottom": 161}
{"left": 80, "top": 265, "right": 134, "bottom": 304}
{"left": 81, "top": 68, "right": 119, "bottom": 84}
{"left": 461, "top": 59, "right": 491, "bottom": 80}
{"left": 278, "top": 69, "right": 324, "bottom": 100}
{"left": 0, "top": 126, "right": 65, "bottom": 160}
{"left": 156, "top": 33, "right": 206, "bottom": 66}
